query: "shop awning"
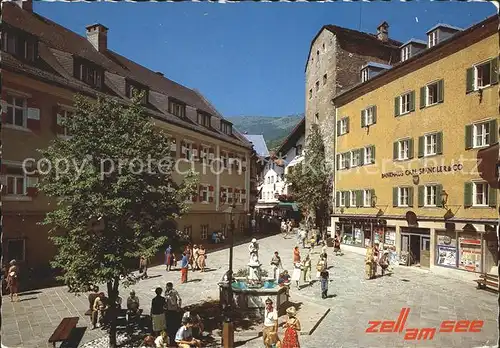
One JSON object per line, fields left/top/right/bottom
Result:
{"left": 255, "top": 203, "right": 278, "bottom": 210}
{"left": 277, "top": 202, "right": 299, "bottom": 211}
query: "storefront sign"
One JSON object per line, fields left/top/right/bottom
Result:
{"left": 381, "top": 163, "right": 463, "bottom": 179}
{"left": 339, "top": 217, "right": 387, "bottom": 226}
{"left": 437, "top": 245, "right": 457, "bottom": 267}
{"left": 442, "top": 236, "right": 452, "bottom": 245}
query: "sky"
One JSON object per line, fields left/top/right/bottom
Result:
{"left": 35, "top": 1, "right": 496, "bottom": 118}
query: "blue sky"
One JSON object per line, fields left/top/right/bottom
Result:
{"left": 35, "top": 1, "right": 495, "bottom": 117}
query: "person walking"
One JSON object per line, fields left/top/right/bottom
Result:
{"left": 165, "top": 245, "right": 174, "bottom": 271}
{"left": 293, "top": 246, "right": 301, "bottom": 263}
{"left": 299, "top": 229, "right": 307, "bottom": 248}
{"left": 333, "top": 235, "right": 342, "bottom": 256}
{"left": 282, "top": 306, "right": 301, "bottom": 348}
{"left": 262, "top": 298, "right": 278, "bottom": 346}
{"left": 192, "top": 245, "right": 200, "bottom": 271}
{"left": 316, "top": 254, "right": 327, "bottom": 280}
{"left": 197, "top": 245, "right": 207, "bottom": 272}
{"left": 320, "top": 270, "right": 330, "bottom": 299}
{"left": 185, "top": 244, "right": 193, "bottom": 270}
{"left": 302, "top": 254, "right": 312, "bottom": 285}
{"left": 180, "top": 252, "right": 189, "bottom": 284}
{"left": 7, "top": 260, "right": 19, "bottom": 302}
{"left": 164, "top": 282, "right": 182, "bottom": 345}
{"left": 291, "top": 262, "right": 302, "bottom": 290}
{"left": 150, "top": 288, "right": 167, "bottom": 336}
{"left": 365, "top": 246, "right": 376, "bottom": 280}
{"left": 270, "top": 251, "right": 283, "bottom": 282}
{"left": 139, "top": 256, "right": 148, "bottom": 279}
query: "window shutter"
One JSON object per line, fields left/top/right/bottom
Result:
{"left": 418, "top": 185, "right": 425, "bottom": 207}
{"left": 371, "top": 146, "right": 375, "bottom": 164}
{"left": 463, "top": 182, "right": 472, "bottom": 208}
{"left": 465, "top": 125, "right": 473, "bottom": 150}
{"left": 488, "top": 185, "right": 497, "bottom": 207}
{"left": 409, "top": 91, "right": 415, "bottom": 112}
{"left": 420, "top": 86, "right": 426, "bottom": 109}
{"left": 434, "top": 132, "right": 443, "bottom": 155}
{"left": 370, "top": 189, "right": 375, "bottom": 207}
{"left": 393, "top": 142, "right": 398, "bottom": 160}
{"left": 344, "top": 152, "right": 351, "bottom": 169}
{"left": 345, "top": 192, "right": 350, "bottom": 208}
{"left": 26, "top": 105, "right": 41, "bottom": 131}
{"left": 408, "top": 138, "right": 414, "bottom": 159}
{"left": 356, "top": 190, "right": 362, "bottom": 207}
{"left": 345, "top": 117, "right": 350, "bottom": 133}
{"left": 408, "top": 187, "right": 414, "bottom": 207}
{"left": 392, "top": 187, "right": 398, "bottom": 207}
{"left": 359, "top": 148, "right": 365, "bottom": 166}
{"left": 436, "top": 184, "right": 443, "bottom": 208}
{"left": 417, "top": 136, "right": 424, "bottom": 158}
{"left": 336, "top": 120, "right": 340, "bottom": 136}
{"left": 437, "top": 79, "right": 444, "bottom": 103}
{"left": 336, "top": 154, "right": 340, "bottom": 170}
{"left": 372, "top": 106, "right": 377, "bottom": 124}
{"left": 465, "top": 67, "right": 474, "bottom": 93}
{"left": 489, "top": 119, "right": 498, "bottom": 145}
{"left": 394, "top": 96, "right": 400, "bottom": 117}
{"left": 361, "top": 110, "right": 365, "bottom": 128}
{"left": 490, "top": 57, "right": 498, "bottom": 85}
{"left": 336, "top": 191, "right": 341, "bottom": 206}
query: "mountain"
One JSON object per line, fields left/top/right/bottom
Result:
{"left": 227, "top": 114, "right": 303, "bottom": 151}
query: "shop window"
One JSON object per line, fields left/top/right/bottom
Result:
{"left": 200, "top": 224, "right": 209, "bottom": 240}
{"left": 7, "top": 239, "right": 25, "bottom": 262}
{"left": 458, "top": 235, "right": 482, "bottom": 272}
{"left": 435, "top": 231, "right": 458, "bottom": 268}
{"left": 384, "top": 228, "right": 396, "bottom": 246}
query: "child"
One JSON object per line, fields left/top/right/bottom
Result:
{"left": 320, "top": 270, "right": 329, "bottom": 299}
{"left": 264, "top": 331, "right": 282, "bottom": 348}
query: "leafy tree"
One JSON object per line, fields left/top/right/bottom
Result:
{"left": 38, "top": 94, "right": 198, "bottom": 347}
{"left": 285, "top": 123, "right": 332, "bottom": 238}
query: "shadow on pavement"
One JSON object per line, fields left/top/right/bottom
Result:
{"left": 61, "top": 326, "right": 87, "bottom": 348}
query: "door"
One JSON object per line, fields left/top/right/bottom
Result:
{"left": 400, "top": 235, "right": 410, "bottom": 265}
{"left": 420, "top": 237, "right": 431, "bottom": 268}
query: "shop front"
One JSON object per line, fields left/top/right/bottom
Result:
{"left": 400, "top": 227, "right": 431, "bottom": 267}
{"left": 336, "top": 217, "right": 391, "bottom": 249}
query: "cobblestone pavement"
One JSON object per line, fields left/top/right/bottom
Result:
{"left": 2, "top": 233, "right": 498, "bottom": 347}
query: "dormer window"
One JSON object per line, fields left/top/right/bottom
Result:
{"left": 74, "top": 59, "right": 103, "bottom": 89}
{"left": 197, "top": 112, "right": 211, "bottom": 128}
{"left": 401, "top": 46, "right": 410, "bottom": 62}
{"left": 361, "top": 68, "right": 369, "bottom": 83}
{"left": 220, "top": 120, "right": 232, "bottom": 135}
{"left": 1, "top": 30, "right": 37, "bottom": 62}
{"left": 168, "top": 99, "right": 186, "bottom": 118}
{"left": 428, "top": 31, "right": 438, "bottom": 48}
{"left": 126, "top": 80, "right": 148, "bottom": 104}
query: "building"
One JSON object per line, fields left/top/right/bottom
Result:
{"left": 1, "top": 1, "right": 253, "bottom": 268}
{"left": 243, "top": 134, "right": 270, "bottom": 216}
{"left": 331, "top": 15, "right": 498, "bottom": 279}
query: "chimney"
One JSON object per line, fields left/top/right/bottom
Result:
{"left": 376, "top": 21, "right": 389, "bottom": 42}
{"left": 155, "top": 72, "right": 164, "bottom": 77}
{"left": 85, "top": 24, "right": 108, "bottom": 52}
{"left": 14, "top": 0, "right": 33, "bottom": 12}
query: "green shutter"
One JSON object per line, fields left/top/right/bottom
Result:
{"left": 370, "top": 189, "right": 375, "bottom": 207}
{"left": 466, "top": 67, "right": 474, "bottom": 93}
{"left": 418, "top": 185, "right": 425, "bottom": 207}
{"left": 345, "top": 192, "right": 350, "bottom": 208}
{"left": 371, "top": 145, "right": 375, "bottom": 164}
{"left": 372, "top": 106, "right": 377, "bottom": 124}
{"left": 359, "top": 148, "right": 365, "bottom": 166}
{"left": 490, "top": 57, "right": 498, "bottom": 85}
{"left": 392, "top": 187, "right": 398, "bottom": 207}
{"left": 336, "top": 120, "right": 340, "bottom": 136}
{"left": 345, "top": 152, "right": 351, "bottom": 169}
{"left": 356, "top": 190, "right": 363, "bottom": 207}
{"left": 408, "top": 187, "right": 414, "bottom": 207}
{"left": 393, "top": 141, "right": 398, "bottom": 160}
{"left": 489, "top": 119, "right": 498, "bottom": 144}
{"left": 436, "top": 184, "right": 443, "bottom": 207}
{"left": 437, "top": 79, "right": 444, "bottom": 103}
{"left": 408, "top": 138, "right": 414, "bottom": 159}
{"left": 420, "top": 86, "right": 426, "bottom": 109}
{"left": 394, "top": 96, "right": 400, "bottom": 117}
{"left": 345, "top": 117, "right": 350, "bottom": 133}
{"left": 336, "top": 154, "right": 340, "bottom": 170}
{"left": 336, "top": 191, "right": 341, "bottom": 207}
{"left": 418, "top": 136, "right": 424, "bottom": 158}
{"left": 409, "top": 91, "right": 415, "bottom": 112}
{"left": 464, "top": 182, "right": 473, "bottom": 208}
{"left": 361, "top": 110, "right": 365, "bottom": 128}
{"left": 465, "top": 125, "right": 473, "bottom": 149}
{"left": 489, "top": 186, "right": 497, "bottom": 207}
{"left": 436, "top": 132, "right": 443, "bottom": 155}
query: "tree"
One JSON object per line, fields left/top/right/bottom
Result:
{"left": 285, "top": 123, "right": 332, "bottom": 238}
{"left": 38, "top": 94, "right": 198, "bottom": 347}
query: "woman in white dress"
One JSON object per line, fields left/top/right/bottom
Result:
{"left": 291, "top": 262, "right": 302, "bottom": 289}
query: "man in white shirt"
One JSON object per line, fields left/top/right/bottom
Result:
{"left": 175, "top": 317, "right": 201, "bottom": 347}
{"left": 262, "top": 298, "right": 278, "bottom": 345}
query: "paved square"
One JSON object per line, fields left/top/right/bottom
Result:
{"left": 2, "top": 234, "right": 497, "bottom": 347}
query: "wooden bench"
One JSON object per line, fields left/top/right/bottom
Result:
{"left": 475, "top": 273, "right": 499, "bottom": 292}
{"left": 48, "top": 317, "right": 79, "bottom": 348}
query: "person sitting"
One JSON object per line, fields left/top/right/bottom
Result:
{"left": 278, "top": 271, "right": 291, "bottom": 287}
{"left": 212, "top": 232, "right": 220, "bottom": 244}
{"left": 175, "top": 317, "right": 201, "bottom": 347}
{"left": 92, "top": 292, "right": 107, "bottom": 328}
{"left": 126, "top": 290, "right": 141, "bottom": 322}
{"left": 154, "top": 330, "right": 169, "bottom": 348}
{"left": 182, "top": 310, "right": 204, "bottom": 339}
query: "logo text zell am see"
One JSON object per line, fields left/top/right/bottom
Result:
{"left": 366, "top": 308, "right": 484, "bottom": 340}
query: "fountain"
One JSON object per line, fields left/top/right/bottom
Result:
{"left": 218, "top": 239, "right": 289, "bottom": 314}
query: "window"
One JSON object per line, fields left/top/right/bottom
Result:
{"left": 363, "top": 190, "right": 372, "bottom": 207}
{"left": 338, "top": 191, "right": 346, "bottom": 207}
{"left": 5, "top": 95, "right": 26, "bottom": 127}
{"left": 475, "top": 61, "right": 492, "bottom": 89}
{"left": 234, "top": 189, "right": 241, "bottom": 204}
{"left": 6, "top": 239, "right": 25, "bottom": 262}
{"left": 271, "top": 176, "right": 274, "bottom": 184}
{"left": 338, "top": 117, "right": 348, "bottom": 135}
{"left": 396, "top": 139, "right": 410, "bottom": 160}
{"left": 126, "top": 82, "right": 148, "bottom": 104}
{"left": 183, "top": 225, "right": 192, "bottom": 238}
{"left": 395, "top": 91, "right": 415, "bottom": 116}
{"left": 77, "top": 62, "right": 102, "bottom": 88}
{"left": 168, "top": 99, "right": 186, "bottom": 118}
{"left": 361, "top": 106, "right": 376, "bottom": 127}
{"left": 6, "top": 175, "right": 25, "bottom": 195}
{"left": 400, "top": 92, "right": 411, "bottom": 114}
{"left": 221, "top": 151, "right": 228, "bottom": 169}
{"left": 220, "top": 187, "right": 228, "bottom": 204}
{"left": 401, "top": 46, "right": 410, "bottom": 62}
{"left": 197, "top": 112, "right": 211, "bottom": 128}
{"left": 220, "top": 121, "right": 232, "bottom": 135}
{"left": 364, "top": 146, "right": 374, "bottom": 164}
{"left": 473, "top": 182, "right": 489, "bottom": 206}
{"left": 199, "top": 185, "right": 209, "bottom": 203}
{"left": 473, "top": 122, "right": 490, "bottom": 148}
{"left": 201, "top": 225, "right": 209, "bottom": 240}
{"left": 361, "top": 68, "right": 369, "bottom": 83}
{"left": 58, "top": 109, "right": 74, "bottom": 137}
{"left": 425, "top": 185, "right": 437, "bottom": 206}
{"left": 315, "top": 81, "right": 319, "bottom": 92}
{"left": 296, "top": 145, "right": 303, "bottom": 156}
{"left": 467, "top": 59, "right": 498, "bottom": 93}
{"left": 398, "top": 187, "right": 410, "bottom": 207}
{"left": 349, "top": 191, "right": 357, "bottom": 207}
{"left": 428, "top": 31, "right": 437, "bottom": 48}
{"left": 323, "top": 74, "right": 327, "bottom": 85}
{"left": 2, "top": 31, "right": 37, "bottom": 62}
{"left": 309, "top": 89, "right": 312, "bottom": 99}
{"left": 424, "top": 133, "right": 437, "bottom": 156}
{"left": 426, "top": 82, "right": 438, "bottom": 106}
{"left": 184, "top": 142, "right": 193, "bottom": 160}
{"left": 350, "top": 150, "right": 360, "bottom": 167}
{"left": 337, "top": 152, "right": 351, "bottom": 170}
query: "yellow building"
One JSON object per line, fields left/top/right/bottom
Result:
{"left": 331, "top": 15, "right": 498, "bottom": 278}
